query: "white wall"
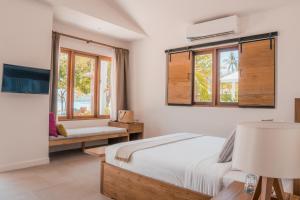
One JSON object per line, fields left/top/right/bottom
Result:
{"left": 129, "top": 2, "right": 300, "bottom": 138}
{"left": 0, "top": 1, "right": 131, "bottom": 169}
{"left": 53, "top": 21, "right": 130, "bottom": 51}
{"left": 0, "top": 0, "right": 53, "bottom": 171}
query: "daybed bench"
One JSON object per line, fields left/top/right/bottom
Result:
{"left": 49, "top": 126, "right": 128, "bottom": 149}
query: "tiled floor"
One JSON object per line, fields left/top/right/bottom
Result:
{"left": 0, "top": 150, "right": 111, "bottom": 200}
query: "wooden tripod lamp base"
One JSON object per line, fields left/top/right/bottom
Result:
{"left": 252, "top": 176, "right": 286, "bottom": 200}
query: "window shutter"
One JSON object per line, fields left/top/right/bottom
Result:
{"left": 238, "top": 39, "right": 275, "bottom": 107}
{"left": 167, "top": 51, "right": 193, "bottom": 105}
{"left": 295, "top": 99, "right": 300, "bottom": 123}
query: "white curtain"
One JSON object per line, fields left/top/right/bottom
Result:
{"left": 110, "top": 49, "right": 117, "bottom": 121}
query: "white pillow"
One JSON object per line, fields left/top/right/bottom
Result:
{"left": 218, "top": 129, "right": 236, "bottom": 163}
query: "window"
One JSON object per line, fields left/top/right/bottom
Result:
{"left": 73, "top": 54, "right": 96, "bottom": 117}
{"left": 167, "top": 38, "right": 275, "bottom": 108}
{"left": 99, "top": 58, "right": 112, "bottom": 115}
{"left": 57, "top": 48, "right": 112, "bottom": 120}
{"left": 57, "top": 52, "right": 68, "bottom": 116}
{"left": 194, "top": 51, "right": 213, "bottom": 104}
{"left": 218, "top": 48, "right": 239, "bottom": 104}
{"left": 193, "top": 46, "right": 239, "bottom": 106}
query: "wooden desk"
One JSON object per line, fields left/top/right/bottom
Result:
{"left": 212, "top": 181, "right": 300, "bottom": 200}
{"left": 108, "top": 121, "right": 144, "bottom": 141}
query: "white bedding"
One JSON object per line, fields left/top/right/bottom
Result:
{"left": 106, "top": 133, "right": 232, "bottom": 196}
{"left": 106, "top": 132, "right": 294, "bottom": 196}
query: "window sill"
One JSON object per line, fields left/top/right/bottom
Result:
{"left": 58, "top": 116, "right": 110, "bottom": 121}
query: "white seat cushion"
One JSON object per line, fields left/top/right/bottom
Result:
{"left": 50, "top": 126, "right": 126, "bottom": 140}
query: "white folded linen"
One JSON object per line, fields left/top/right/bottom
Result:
{"left": 115, "top": 133, "right": 203, "bottom": 162}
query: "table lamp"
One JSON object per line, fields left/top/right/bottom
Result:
{"left": 232, "top": 122, "right": 300, "bottom": 200}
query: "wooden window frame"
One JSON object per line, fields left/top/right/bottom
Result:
{"left": 58, "top": 48, "right": 112, "bottom": 121}
{"left": 193, "top": 45, "right": 239, "bottom": 107}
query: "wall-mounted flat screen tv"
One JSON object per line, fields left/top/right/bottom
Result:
{"left": 1, "top": 64, "right": 50, "bottom": 94}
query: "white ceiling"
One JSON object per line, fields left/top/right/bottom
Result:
{"left": 113, "top": 0, "right": 298, "bottom": 33}
{"left": 53, "top": 6, "right": 145, "bottom": 41}
{"left": 113, "top": 0, "right": 296, "bottom": 23}
{"left": 43, "top": 0, "right": 297, "bottom": 41}
{"left": 42, "top": 0, "right": 146, "bottom": 41}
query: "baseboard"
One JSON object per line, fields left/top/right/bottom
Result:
{"left": 0, "top": 157, "right": 50, "bottom": 172}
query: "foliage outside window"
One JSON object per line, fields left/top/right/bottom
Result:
{"left": 99, "top": 60, "right": 112, "bottom": 115}
{"left": 193, "top": 46, "right": 239, "bottom": 106}
{"left": 73, "top": 55, "right": 96, "bottom": 116}
{"left": 57, "top": 52, "right": 68, "bottom": 116}
{"left": 194, "top": 52, "right": 213, "bottom": 103}
{"left": 218, "top": 49, "right": 239, "bottom": 103}
{"left": 57, "top": 48, "right": 112, "bottom": 120}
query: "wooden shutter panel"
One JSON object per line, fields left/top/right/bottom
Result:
{"left": 238, "top": 39, "right": 275, "bottom": 107}
{"left": 295, "top": 99, "right": 300, "bottom": 123}
{"left": 167, "top": 51, "right": 193, "bottom": 105}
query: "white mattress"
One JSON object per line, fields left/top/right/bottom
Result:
{"left": 106, "top": 133, "right": 232, "bottom": 196}
{"left": 50, "top": 126, "right": 126, "bottom": 140}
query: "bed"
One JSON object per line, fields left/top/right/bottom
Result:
{"left": 101, "top": 132, "right": 299, "bottom": 200}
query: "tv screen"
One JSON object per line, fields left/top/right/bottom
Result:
{"left": 1, "top": 64, "right": 50, "bottom": 94}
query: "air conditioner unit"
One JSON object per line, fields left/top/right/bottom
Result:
{"left": 186, "top": 15, "right": 239, "bottom": 41}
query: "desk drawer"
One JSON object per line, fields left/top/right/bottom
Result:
{"left": 128, "top": 123, "right": 143, "bottom": 133}
{"left": 108, "top": 122, "right": 144, "bottom": 134}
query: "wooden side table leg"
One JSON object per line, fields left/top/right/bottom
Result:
{"left": 273, "top": 179, "right": 285, "bottom": 200}
{"left": 252, "top": 176, "right": 262, "bottom": 200}
{"left": 100, "top": 161, "right": 104, "bottom": 194}
{"left": 261, "top": 177, "right": 274, "bottom": 200}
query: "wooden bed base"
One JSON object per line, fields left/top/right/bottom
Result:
{"left": 101, "top": 162, "right": 300, "bottom": 200}
{"left": 294, "top": 179, "right": 300, "bottom": 196}
{"left": 101, "top": 162, "right": 211, "bottom": 200}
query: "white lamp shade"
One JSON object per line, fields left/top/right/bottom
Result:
{"left": 232, "top": 122, "right": 300, "bottom": 179}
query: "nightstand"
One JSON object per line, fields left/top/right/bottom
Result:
{"left": 212, "top": 181, "right": 300, "bottom": 200}
{"left": 108, "top": 121, "right": 144, "bottom": 141}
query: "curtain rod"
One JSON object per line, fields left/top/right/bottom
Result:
{"left": 53, "top": 31, "right": 128, "bottom": 50}
{"left": 165, "top": 31, "right": 278, "bottom": 53}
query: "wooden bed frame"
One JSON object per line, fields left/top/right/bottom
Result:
{"left": 100, "top": 161, "right": 300, "bottom": 200}
{"left": 101, "top": 162, "right": 211, "bottom": 200}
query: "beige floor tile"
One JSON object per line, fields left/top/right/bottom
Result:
{"left": 34, "top": 180, "right": 98, "bottom": 200}
{"left": 0, "top": 150, "right": 111, "bottom": 200}
{"left": 9, "top": 192, "right": 39, "bottom": 200}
